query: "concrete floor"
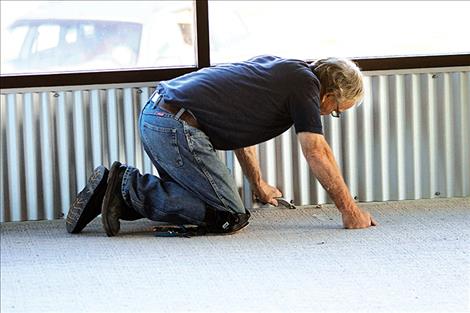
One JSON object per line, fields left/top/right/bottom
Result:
{"left": 1, "top": 198, "right": 469, "bottom": 313}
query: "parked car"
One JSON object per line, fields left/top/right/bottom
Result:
{"left": 1, "top": 2, "right": 195, "bottom": 74}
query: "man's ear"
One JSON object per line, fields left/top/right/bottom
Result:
{"left": 321, "top": 92, "right": 334, "bottom": 104}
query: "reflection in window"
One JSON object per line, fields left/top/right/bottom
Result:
{"left": 65, "top": 27, "right": 78, "bottom": 44}
{"left": 33, "top": 25, "right": 60, "bottom": 53}
{"left": 0, "top": 25, "right": 28, "bottom": 63}
{"left": 82, "top": 24, "right": 95, "bottom": 38}
{"left": 209, "top": 1, "right": 470, "bottom": 64}
{"left": 0, "top": 0, "right": 195, "bottom": 75}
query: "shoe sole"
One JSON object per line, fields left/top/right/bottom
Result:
{"left": 66, "top": 166, "right": 108, "bottom": 233}
{"left": 101, "top": 161, "right": 122, "bottom": 237}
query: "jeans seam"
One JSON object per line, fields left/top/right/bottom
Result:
{"left": 121, "top": 167, "right": 136, "bottom": 208}
{"left": 184, "top": 126, "right": 231, "bottom": 212}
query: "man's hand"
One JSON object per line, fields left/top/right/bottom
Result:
{"left": 234, "top": 146, "right": 282, "bottom": 206}
{"left": 254, "top": 180, "right": 282, "bottom": 206}
{"left": 341, "top": 206, "right": 377, "bottom": 229}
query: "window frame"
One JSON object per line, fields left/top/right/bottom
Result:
{"left": 1, "top": 0, "right": 469, "bottom": 89}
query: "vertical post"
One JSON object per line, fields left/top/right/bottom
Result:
{"left": 195, "top": 0, "right": 210, "bottom": 68}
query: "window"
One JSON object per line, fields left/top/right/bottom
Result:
{"left": 33, "top": 25, "right": 60, "bottom": 53}
{"left": 0, "top": 25, "right": 28, "bottom": 63}
{"left": 208, "top": 1, "right": 470, "bottom": 64}
{"left": 0, "top": 0, "right": 196, "bottom": 75}
{"left": 1, "top": 0, "right": 468, "bottom": 88}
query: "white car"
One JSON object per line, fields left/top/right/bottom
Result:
{"left": 1, "top": 2, "right": 195, "bottom": 74}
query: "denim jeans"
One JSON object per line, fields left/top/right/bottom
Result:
{"left": 121, "top": 98, "right": 246, "bottom": 226}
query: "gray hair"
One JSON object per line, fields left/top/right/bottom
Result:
{"left": 310, "top": 58, "right": 364, "bottom": 104}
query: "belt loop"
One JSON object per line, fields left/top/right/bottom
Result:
{"left": 150, "top": 90, "right": 161, "bottom": 109}
{"left": 174, "top": 108, "right": 186, "bottom": 121}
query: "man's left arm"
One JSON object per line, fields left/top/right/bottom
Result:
{"left": 298, "top": 132, "right": 376, "bottom": 229}
{"left": 234, "top": 146, "right": 282, "bottom": 206}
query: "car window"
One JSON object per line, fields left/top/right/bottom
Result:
{"left": 32, "top": 24, "right": 60, "bottom": 53}
{"left": 64, "top": 26, "right": 78, "bottom": 44}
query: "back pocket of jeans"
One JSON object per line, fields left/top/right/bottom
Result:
{"left": 142, "top": 122, "right": 184, "bottom": 168}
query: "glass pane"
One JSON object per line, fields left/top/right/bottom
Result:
{"left": 0, "top": 0, "right": 195, "bottom": 75}
{"left": 209, "top": 1, "right": 470, "bottom": 64}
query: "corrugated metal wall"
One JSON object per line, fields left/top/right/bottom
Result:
{"left": 1, "top": 68, "right": 469, "bottom": 222}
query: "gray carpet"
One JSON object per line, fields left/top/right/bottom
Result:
{"left": 1, "top": 198, "right": 469, "bottom": 313}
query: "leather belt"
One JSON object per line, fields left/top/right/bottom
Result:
{"left": 154, "top": 96, "right": 200, "bottom": 129}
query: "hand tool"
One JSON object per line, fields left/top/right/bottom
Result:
{"left": 275, "top": 197, "right": 296, "bottom": 209}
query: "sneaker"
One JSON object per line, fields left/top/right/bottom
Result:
{"left": 66, "top": 166, "right": 109, "bottom": 233}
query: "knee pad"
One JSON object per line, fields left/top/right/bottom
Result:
{"left": 204, "top": 206, "right": 251, "bottom": 233}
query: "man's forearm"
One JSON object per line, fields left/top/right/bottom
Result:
{"left": 234, "top": 146, "right": 262, "bottom": 188}
{"left": 299, "top": 133, "right": 356, "bottom": 213}
{"left": 298, "top": 132, "right": 375, "bottom": 228}
{"left": 235, "top": 146, "right": 283, "bottom": 205}
{"left": 307, "top": 148, "right": 355, "bottom": 212}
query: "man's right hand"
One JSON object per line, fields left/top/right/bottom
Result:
{"left": 341, "top": 206, "right": 377, "bottom": 229}
{"left": 254, "top": 180, "right": 282, "bottom": 206}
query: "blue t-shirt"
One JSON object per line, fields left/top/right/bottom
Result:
{"left": 157, "top": 55, "right": 322, "bottom": 150}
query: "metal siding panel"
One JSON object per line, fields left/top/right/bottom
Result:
{"left": 280, "top": 130, "right": 294, "bottom": 201}
{"left": 411, "top": 75, "right": 423, "bottom": 199}
{"left": 427, "top": 74, "right": 438, "bottom": 198}
{"left": 342, "top": 104, "right": 358, "bottom": 200}
{"left": 242, "top": 176, "right": 252, "bottom": 208}
{"left": 359, "top": 75, "right": 375, "bottom": 202}
{"left": 1, "top": 68, "right": 469, "bottom": 222}
{"left": 107, "top": 89, "right": 119, "bottom": 165}
{"left": 451, "top": 72, "right": 468, "bottom": 197}
{"left": 297, "top": 140, "right": 311, "bottom": 205}
{"left": 138, "top": 87, "right": 154, "bottom": 175}
{"left": 56, "top": 91, "right": 71, "bottom": 217}
{"left": 39, "top": 92, "right": 56, "bottom": 219}
{"left": 90, "top": 89, "right": 103, "bottom": 166}
{"left": 1, "top": 94, "right": 7, "bottom": 222}
{"left": 225, "top": 150, "right": 235, "bottom": 187}
{"left": 225, "top": 150, "right": 251, "bottom": 208}
{"left": 395, "top": 75, "right": 407, "bottom": 199}
{"left": 434, "top": 74, "right": 447, "bottom": 197}
{"left": 73, "top": 91, "right": 87, "bottom": 192}
{"left": 234, "top": 151, "right": 253, "bottom": 208}
{"left": 450, "top": 72, "right": 467, "bottom": 197}
{"left": 460, "top": 72, "right": 470, "bottom": 196}
{"left": 123, "top": 88, "right": 136, "bottom": 166}
{"left": 289, "top": 130, "right": 301, "bottom": 204}
{"left": 419, "top": 74, "right": 431, "bottom": 199}
{"left": 443, "top": 74, "right": 455, "bottom": 197}
{"left": 378, "top": 75, "right": 390, "bottom": 200}
{"left": 260, "top": 138, "right": 277, "bottom": 188}
{"left": 23, "top": 93, "right": 39, "bottom": 220}
{"left": 5, "top": 94, "right": 23, "bottom": 221}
